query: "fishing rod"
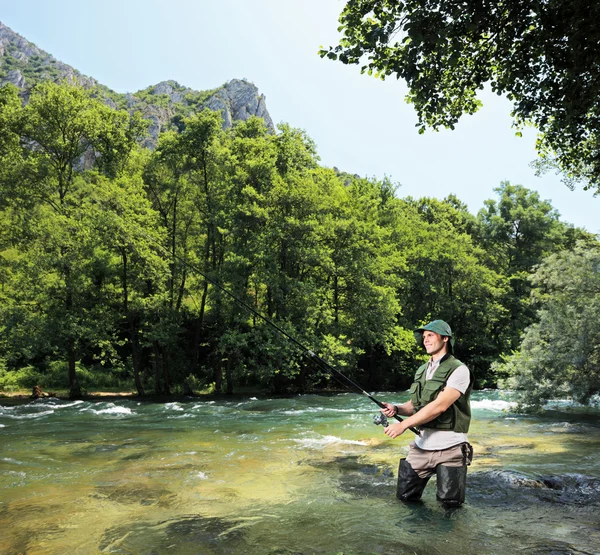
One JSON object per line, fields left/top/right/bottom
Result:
{"left": 187, "top": 253, "right": 419, "bottom": 436}
{"left": 118, "top": 214, "right": 419, "bottom": 436}
{"left": 191, "top": 265, "right": 419, "bottom": 436}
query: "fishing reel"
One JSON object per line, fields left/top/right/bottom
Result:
{"left": 373, "top": 413, "right": 389, "bottom": 428}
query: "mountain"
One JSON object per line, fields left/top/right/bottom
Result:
{"left": 0, "top": 21, "right": 274, "bottom": 147}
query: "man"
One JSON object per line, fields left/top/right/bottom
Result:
{"left": 380, "top": 319, "right": 473, "bottom": 507}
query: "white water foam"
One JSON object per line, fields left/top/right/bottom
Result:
{"left": 2, "top": 457, "right": 24, "bottom": 464}
{"left": 167, "top": 413, "right": 195, "bottom": 419}
{"left": 165, "top": 402, "right": 185, "bottom": 411}
{"left": 281, "top": 407, "right": 325, "bottom": 415}
{"left": 57, "top": 400, "right": 85, "bottom": 409}
{"left": 33, "top": 400, "right": 84, "bottom": 410}
{"left": 7, "top": 410, "right": 55, "bottom": 419}
{"left": 292, "top": 435, "right": 368, "bottom": 449}
{"left": 86, "top": 403, "right": 133, "bottom": 416}
{"left": 192, "top": 401, "right": 215, "bottom": 409}
{"left": 472, "top": 399, "right": 516, "bottom": 412}
{"left": 290, "top": 407, "right": 364, "bottom": 414}
{"left": 549, "top": 421, "right": 574, "bottom": 428}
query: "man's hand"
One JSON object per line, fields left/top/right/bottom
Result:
{"left": 383, "top": 422, "right": 406, "bottom": 439}
{"left": 382, "top": 387, "right": 462, "bottom": 439}
{"left": 380, "top": 402, "right": 397, "bottom": 418}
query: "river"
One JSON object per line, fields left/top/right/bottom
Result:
{"left": 1, "top": 390, "right": 599, "bottom": 554}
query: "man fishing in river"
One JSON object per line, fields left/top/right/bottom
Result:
{"left": 380, "top": 320, "right": 474, "bottom": 507}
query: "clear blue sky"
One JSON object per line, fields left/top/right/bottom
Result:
{"left": 2, "top": 0, "right": 598, "bottom": 233}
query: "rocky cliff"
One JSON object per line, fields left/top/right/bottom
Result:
{"left": 0, "top": 21, "right": 274, "bottom": 146}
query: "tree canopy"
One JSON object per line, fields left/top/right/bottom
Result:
{"left": 0, "top": 81, "right": 597, "bottom": 403}
{"left": 319, "top": 0, "right": 600, "bottom": 192}
{"left": 497, "top": 243, "right": 600, "bottom": 410}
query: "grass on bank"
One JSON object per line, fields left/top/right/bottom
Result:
{"left": 0, "top": 363, "right": 265, "bottom": 399}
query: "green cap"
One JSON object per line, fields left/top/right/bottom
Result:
{"left": 414, "top": 319, "right": 455, "bottom": 351}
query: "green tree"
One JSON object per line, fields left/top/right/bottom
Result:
{"left": 325, "top": 175, "right": 408, "bottom": 389}
{"left": 217, "top": 117, "right": 282, "bottom": 393}
{"left": 175, "top": 110, "right": 229, "bottom": 378}
{"left": 497, "top": 243, "right": 600, "bottom": 410}
{"left": 143, "top": 133, "right": 198, "bottom": 394}
{"left": 397, "top": 197, "right": 508, "bottom": 384}
{"left": 477, "top": 182, "right": 592, "bottom": 350}
{"left": 320, "top": 0, "right": 600, "bottom": 191}
{"left": 86, "top": 159, "right": 168, "bottom": 396}
{"left": 0, "top": 85, "right": 22, "bottom": 204}
{"left": 0, "top": 82, "right": 145, "bottom": 397}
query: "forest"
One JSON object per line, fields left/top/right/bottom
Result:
{"left": 1, "top": 81, "right": 598, "bottom": 408}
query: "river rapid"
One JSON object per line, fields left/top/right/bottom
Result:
{"left": 1, "top": 390, "right": 599, "bottom": 555}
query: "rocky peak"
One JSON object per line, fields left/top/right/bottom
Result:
{"left": 205, "top": 78, "right": 273, "bottom": 130}
{"left": 149, "top": 80, "right": 190, "bottom": 104}
{"left": 0, "top": 21, "right": 98, "bottom": 93}
{"left": 0, "top": 21, "right": 275, "bottom": 145}
{"left": 0, "top": 21, "right": 41, "bottom": 59}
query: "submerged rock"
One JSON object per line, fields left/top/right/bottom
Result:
{"left": 305, "top": 455, "right": 395, "bottom": 499}
{"left": 469, "top": 469, "right": 600, "bottom": 507}
{"left": 99, "top": 515, "right": 247, "bottom": 553}
{"left": 482, "top": 469, "right": 548, "bottom": 489}
{"left": 92, "top": 483, "right": 176, "bottom": 507}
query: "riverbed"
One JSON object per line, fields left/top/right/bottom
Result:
{"left": 1, "top": 391, "right": 599, "bottom": 554}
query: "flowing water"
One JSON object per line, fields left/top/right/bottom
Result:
{"left": 1, "top": 391, "right": 599, "bottom": 554}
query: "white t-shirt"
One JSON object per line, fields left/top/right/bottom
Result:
{"left": 414, "top": 359, "right": 471, "bottom": 451}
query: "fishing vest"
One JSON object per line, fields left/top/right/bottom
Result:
{"left": 409, "top": 354, "right": 473, "bottom": 432}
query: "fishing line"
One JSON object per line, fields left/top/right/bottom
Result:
{"left": 115, "top": 208, "right": 419, "bottom": 436}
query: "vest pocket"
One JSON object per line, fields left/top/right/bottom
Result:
{"left": 430, "top": 404, "right": 456, "bottom": 429}
{"left": 409, "top": 382, "right": 421, "bottom": 408}
{"left": 421, "top": 379, "right": 444, "bottom": 403}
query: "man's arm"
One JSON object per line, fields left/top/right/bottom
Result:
{"left": 383, "top": 387, "right": 461, "bottom": 439}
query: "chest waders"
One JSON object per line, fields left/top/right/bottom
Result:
{"left": 396, "top": 355, "right": 473, "bottom": 507}
{"left": 434, "top": 443, "right": 473, "bottom": 508}
{"left": 397, "top": 443, "right": 473, "bottom": 507}
{"left": 397, "top": 458, "right": 430, "bottom": 502}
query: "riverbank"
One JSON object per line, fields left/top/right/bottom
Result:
{"left": 0, "top": 389, "right": 138, "bottom": 400}
{"left": 0, "top": 380, "right": 370, "bottom": 400}
{"left": 0, "top": 386, "right": 342, "bottom": 402}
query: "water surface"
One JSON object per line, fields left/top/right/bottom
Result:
{"left": 1, "top": 391, "right": 599, "bottom": 554}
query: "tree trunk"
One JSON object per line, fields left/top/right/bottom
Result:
{"left": 65, "top": 266, "right": 81, "bottom": 399}
{"left": 130, "top": 321, "right": 145, "bottom": 396}
{"left": 153, "top": 342, "right": 165, "bottom": 395}
{"left": 225, "top": 355, "right": 234, "bottom": 395}
{"left": 334, "top": 274, "right": 339, "bottom": 327}
{"left": 121, "top": 248, "right": 145, "bottom": 396}
{"left": 214, "top": 357, "right": 223, "bottom": 394}
{"left": 162, "top": 349, "right": 171, "bottom": 395}
{"left": 67, "top": 342, "right": 81, "bottom": 399}
{"left": 192, "top": 282, "right": 209, "bottom": 372}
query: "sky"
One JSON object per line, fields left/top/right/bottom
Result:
{"left": 1, "top": 0, "right": 598, "bottom": 233}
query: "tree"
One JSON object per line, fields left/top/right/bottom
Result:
{"left": 87, "top": 162, "right": 168, "bottom": 397}
{"left": 0, "top": 82, "right": 145, "bottom": 397}
{"left": 175, "top": 110, "right": 228, "bottom": 377}
{"left": 397, "top": 197, "right": 508, "bottom": 384}
{"left": 326, "top": 175, "right": 408, "bottom": 388}
{"left": 0, "top": 85, "right": 22, "bottom": 206}
{"left": 478, "top": 182, "right": 592, "bottom": 349}
{"left": 320, "top": 0, "right": 600, "bottom": 191}
{"left": 497, "top": 243, "right": 600, "bottom": 410}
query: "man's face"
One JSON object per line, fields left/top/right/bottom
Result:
{"left": 422, "top": 330, "right": 448, "bottom": 357}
